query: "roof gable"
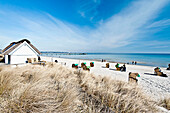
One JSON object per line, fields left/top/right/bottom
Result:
{"left": 2, "top": 43, "right": 22, "bottom": 55}
{"left": 9, "top": 41, "right": 39, "bottom": 55}
{"left": 2, "top": 39, "right": 41, "bottom": 55}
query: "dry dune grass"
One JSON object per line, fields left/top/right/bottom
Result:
{"left": 159, "top": 97, "right": 170, "bottom": 110}
{"left": 0, "top": 63, "right": 158, "bottom": 112}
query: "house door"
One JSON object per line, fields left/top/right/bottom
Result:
{"left": 8, "top": 55, "right": 11, "bottom": 64}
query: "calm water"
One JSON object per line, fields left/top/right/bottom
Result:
{"left": 41, "top": 53, "right": 170, "bottom": 67}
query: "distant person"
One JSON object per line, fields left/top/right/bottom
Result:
{"left": 38, "top": 56, "right": 41, "bottom": 62}
{"left": 121, "top": 64, "right": 126, "bottom": 72}
{"left": 167, "top": 64, "right": 170, "bottom": 70}
{"left": 102, "top": 59, "right": 104, "bottom": 62}
{"left": 135, "top": 61, "right": 137, "bottom": 65}
{"left": 132, "top": 61, "right": 134, "bottom": 64}
{"left": 123, "top": 64, "right": 126, "bottom": 71}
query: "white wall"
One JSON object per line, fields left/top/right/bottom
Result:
{"left": 10, "top": 55, "right": 38, "bottom": 64}
{"left": 5, "top": 55, "right": 8, "bottom": 64}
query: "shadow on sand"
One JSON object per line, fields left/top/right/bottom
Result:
{"left": 109, "top": 68, "right": 126, "bottom": 72}
{"left": 144, "top": 73, "right": 168, "bottom": 77}
{"left": 109, "top": 68, "right": 116, "bottom": 71}
{"left": 101, "top": 66, "right": 107, "bottom": 68}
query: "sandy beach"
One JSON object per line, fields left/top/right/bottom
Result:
{"left": 41, "top": 56, "right": 170, "bottom": 101}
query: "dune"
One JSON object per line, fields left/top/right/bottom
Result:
{"left": 41, "top": 56, "right": 170, "bottom": 100}
{"left": 0, "top": 56, "right": 170, "bottom": 112}
{"left": 0, "top": 62, "right": 162, "bottom": 112}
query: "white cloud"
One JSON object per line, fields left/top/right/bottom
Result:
{"left": 96, "top": 0, "right": 169, "bottom": 46}
{"left": 0, "top": 0, "right": 169, "bottom": 52}
{"left": 77, "top": 0, "right": 101, "bottom": 21}
{"left": 147, "top": 19, "right": 170, "bottom": 28}
{"left": 152, "top": 46, "right": 169, "bottom": 48}
{"left": 129, "top": 40, "right": 170, "bottom": 49}
{"left": 78, "top": 11, "right": 85, "bottom": 18}
{"left": 0, "top": 11, "right": 90, "bottom": 51}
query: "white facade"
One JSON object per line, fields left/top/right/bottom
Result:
{"left": 5, "top": 55, "right": 8, "bottom": 64}
{"left": 4, "top": 41, "right": 39, "bottom": 64}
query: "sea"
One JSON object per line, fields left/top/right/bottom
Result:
{"left": 41, "top": 52, "right": 170, "bottom": 68}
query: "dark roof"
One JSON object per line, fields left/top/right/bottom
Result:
{"left": 2, "top": 39, "right": 41, "bottom": 55}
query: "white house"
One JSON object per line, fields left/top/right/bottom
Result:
{"left": 2, "top": 39, "right": 41, "bottom": 64}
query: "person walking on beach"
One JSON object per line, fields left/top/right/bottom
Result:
{"left": 122, "top": 63, "right": 126, "bottom": 71}
{"left": 132, "top": 61, "right": 134, "bottom": 64}
{"left": 38, "top": 56, "right": 41, "bottom": 62}
{"left": 120, "top": 63, "right": 126, "bottom": 72}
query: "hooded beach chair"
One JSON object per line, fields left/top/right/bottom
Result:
{"left": 106, "top": 63, "right": 109, "bottom": 68}
{"left": 128, "top": 72, "right": 140, "bottom": 83}
{"left": 90, "top": 62, "right": 94, "bottom": 67}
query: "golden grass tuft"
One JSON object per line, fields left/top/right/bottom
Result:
{"left": 159, "top": 97, "right": 170, "bottom": 110}
{"left": 0, "top": 63, "right": 158, "bottom": 112}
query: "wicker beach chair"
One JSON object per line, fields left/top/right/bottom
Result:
{"left": 154, "top": 67, "right": 167, "bottom": 77}
{"left": 72, "top": 64, "right": 78, "bottom": 69}
{"left": 116, "top": 67, "right": 121, "bottom": 71}
{"left": 72, "top": 64, "right": 75, "bottom": 68}
{"left": 55, "top": 60, "right": 58, "bottom": 63}
{"left": 106, "top": 63, "right": 109, "bottom": 68}
{"left": 154, "top": 67, "right": 160, "bottom": 73}
{"left": 34, "top": 58, "right": 38, "bottom": 63}
{"left": 115, "top": 63, "right": 120, "bottom": 70}
{"left": 129, "top": 72, "right": 140, "bottom": 83}
{"left": 90, "top": 62, "right": 94, "bottom": 67}
{"left": 81, "top": 62, "right": 86, "bottom": 68}
{"left": 154, "top": 67, "right": 162, "bottom": 76}
{"left": 27, "top": 58, "right": 32, "bottom": 63}
{"left": 82, "top": 65, "right": 90, "bottom": 71}
{"left": 86, "top": 66, "right": 90, "bottom": 71}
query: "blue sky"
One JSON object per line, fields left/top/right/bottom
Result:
{"left": 0, "top": 0, "right": 170, "bottom": 53}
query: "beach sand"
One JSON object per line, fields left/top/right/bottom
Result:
{"left": 41, "top": 56, "right": 170, "bottom": 101}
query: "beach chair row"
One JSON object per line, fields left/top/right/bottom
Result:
{"left": 105, "top": 63, "right": 126, "bottom": 71}
{"left": 27, "top": 58, "right": 46, "bottom": 66}
{"left": 72, "top": 62, "right": 94, "bottom": 71}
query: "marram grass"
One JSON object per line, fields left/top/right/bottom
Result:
{"left": 0, "top": 63, "right": 160, "bottom": 112}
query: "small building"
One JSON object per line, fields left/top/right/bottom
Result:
{"left": 2, "top": 39, "right": 41, "bottom": 64}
